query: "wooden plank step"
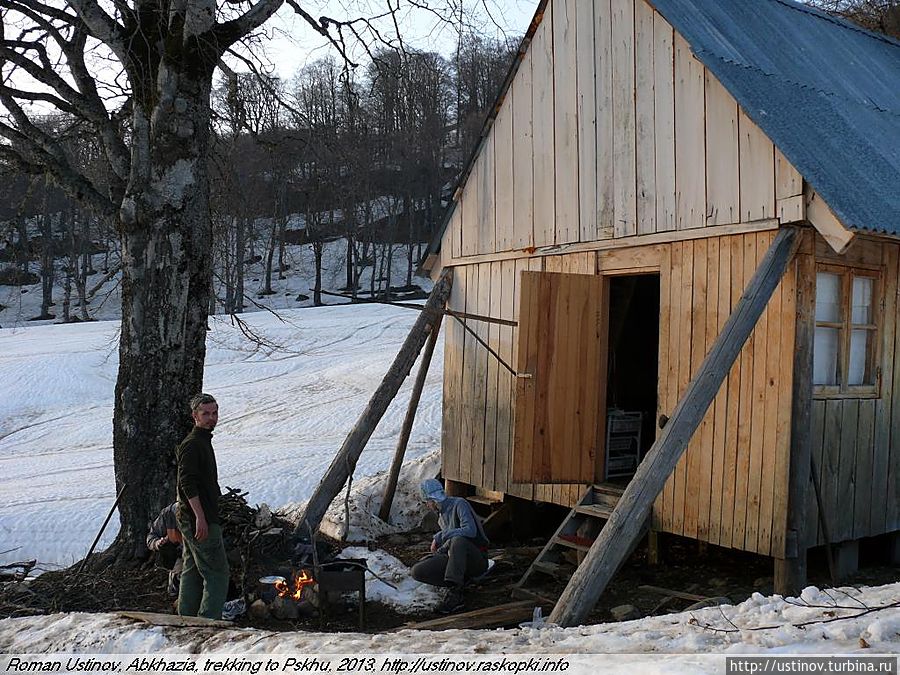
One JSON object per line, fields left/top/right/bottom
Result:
{"left": 401, "top": 600, "right": 545, "bottom": 631}
{"left": 554, "top": 534, "right": 593, "bottom": 551}
{"left": 593, "top": 483, "right": 625, "bottom": 496}
{"left": 638, "top": 585, "right": 708, "bottom": 602}
{"left": 531, "top": 560, "right": 571, "bottom": 580}
{"left": 592, "top": 485, "right": 624, "bottom": 507}
{"left": 574, "top": 503, "right": 614, "bottom": 519}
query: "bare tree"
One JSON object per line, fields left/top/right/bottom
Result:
{"left": 806, "top": 0, "right": 900, "bottom": 37}
{"left": 452, "top": 32, "right": 517, "bottom": 158}
{"left": 0, "top": 0, "right": 520, "bottom": 561}
{"left": 0, "top": 0, "right": 325, "bottom": 561}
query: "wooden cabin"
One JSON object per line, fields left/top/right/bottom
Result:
{"left": 423, "top": 0, "right": 900, "bottom": 600}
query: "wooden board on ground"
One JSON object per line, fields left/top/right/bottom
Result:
{"left": 118, "top": 611, "right": 234, "bottom": 629}
{"left": 402, "top": 600, "right": 548, "bottom": 631}
{"left": 637, "top": 584, "right": 706, "bottom": 602}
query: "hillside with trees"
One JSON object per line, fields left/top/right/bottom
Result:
{"left": 1, "top": 35, "right": 516, "bottom": 320}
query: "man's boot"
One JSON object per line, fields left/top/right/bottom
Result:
{"left": 436, "top": 584, "right": 464, "bottom": 615}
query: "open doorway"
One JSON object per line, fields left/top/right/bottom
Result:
{"left": 603, "top": 274, "right": 660, "bottom": 483}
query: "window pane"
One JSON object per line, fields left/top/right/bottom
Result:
{"left": 816, "top": 272, "right": 842, "bottom": 322}
{"left": 814, "top": 327, "right": 839, "bottom": 385}
{"left": 851, "top": 277, "right": 873, "bottom": 325}
{"left": 848, "top": 329, "right": 872, "bottom": 386}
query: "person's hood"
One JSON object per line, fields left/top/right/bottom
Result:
{"left": 420, "top": 478, "right": 446, "bottom": 502}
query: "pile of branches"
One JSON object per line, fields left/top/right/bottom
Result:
{"left": 0, "top": 559, "right": 36, "bottom": 583}
{"left": 0, "top": 487, "right": 298, "bottom": 619}
{"left": 0, "top": 565, "right": 173, "bottom": 618}
{"left": 218, "top": 486, "right": 297, "bottom": 597}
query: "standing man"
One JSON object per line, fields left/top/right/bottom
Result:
{"left": 411, "top": 479, "right": 489, "bottom": 614}
{"left": 176, "top": 393, "right": 229, "bottom": 620}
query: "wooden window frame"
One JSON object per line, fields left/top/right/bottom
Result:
{"left": 813, "top": 263, "right": 882, "bottom": 399}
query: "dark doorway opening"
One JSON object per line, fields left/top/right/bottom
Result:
{"left": 604, "top": 273, "right": 661, "bottom": 482}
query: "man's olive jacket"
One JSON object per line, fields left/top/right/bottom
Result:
{"left": 176, "top": 427, "right": 221, "bottom": 525}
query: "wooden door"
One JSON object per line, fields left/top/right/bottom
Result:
{"left": 512, "top": 271, "right": 607, "bottom": 483}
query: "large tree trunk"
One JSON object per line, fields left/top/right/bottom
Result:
{"left": 111, "top": 61, "right": 215, "bottom": 560}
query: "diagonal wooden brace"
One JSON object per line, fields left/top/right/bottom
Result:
{"left": 549, "top": 226, "right": 802, "bottom": 627}
{"left": 298, "top": 270, "right": 453, "bottom": 535}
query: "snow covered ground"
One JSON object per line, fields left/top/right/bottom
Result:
{"left": 0, "top": 583, "right": 897, "bottom": 659}
{"left": 1, "top": 255, "right": 899, "bottom": 661}
{"left": 0, "top": 304, "right": 442, "bottom": 571}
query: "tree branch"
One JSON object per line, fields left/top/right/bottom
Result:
{"left": 0, "top": 26, "right": 130, "bottom": 188}
{"left": 215, "top": 0, "right": 285, "bottom": 49}
{"left": 66, "top": 0, "right": 128, "bottom": 63}
{"left": 0, "top": 112, "right": 118, "bottom": 220}
{"left": 690, "top": 599, "right": 900, "bottom": 634}
{"left": 0, "top": 83, "right": 79, "bottom": 115}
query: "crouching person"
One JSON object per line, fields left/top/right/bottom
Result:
{"left": 146, "top": 502, "right": 183, "bottom": 597}
{"left": 412, "top": 479, "right": 489, "bottom": 614}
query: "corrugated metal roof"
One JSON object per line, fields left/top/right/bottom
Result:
{"left": 424, "top": 0, "right": 900, "bottom": 267}
{"left": 649, "top": 0, "right": 900, "bottom": 235}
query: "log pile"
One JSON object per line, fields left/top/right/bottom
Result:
{"left": 217, "top": 487, "right": 298, "bottom": 597}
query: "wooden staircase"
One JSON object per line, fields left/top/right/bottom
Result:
{"left": 514, "top": 484, "right": 624, "bottom": 592}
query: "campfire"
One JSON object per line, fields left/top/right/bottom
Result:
{"left": 273, "top": 570, "right": 315, "bottom": 601}
{"left": 255, "top": 560, "right": 367, "bottom": 627}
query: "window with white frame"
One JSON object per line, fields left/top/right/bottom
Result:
{"left": 813, "top": 266, "right": 880, "bottom": 395}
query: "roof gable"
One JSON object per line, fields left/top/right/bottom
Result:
{"left": 649, "top": 0, "right": 900, "bottom": 235}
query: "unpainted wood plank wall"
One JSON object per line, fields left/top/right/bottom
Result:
{"left": 807, "top": 237, "right": 900, "bottom": 546}
{"left": 442, "top": 253, "right": 597, "bottom": 509}
{"left": 443, "top": 0, "right": 798, "bottom": 260}
{"left": 653, "top": 230, "right": 798, "bottom": 557}
{"left": 443, "top": 231, "right": 812, "bottom": 558}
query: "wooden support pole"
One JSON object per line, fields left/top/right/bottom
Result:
{"left": 378, "top": 313, "right": 444, "bottom": 522}
{"left": 775, "top": 234, "right": 813, "bottom": 596}
{"left": 810, "top": 453, "right": 838, "bottom": 585}
{"left": 77, "top": 483, "right": 127, "bottom": 575}
{"left": 646, "top": 531, "right": 661, "bottom": 566}
{"left": 549, "top": 227, "right": 801, "bottom": 627}
{"left": 298, "top": 272, "right": 452, "bottom": 534}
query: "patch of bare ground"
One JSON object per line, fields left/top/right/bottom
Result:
{"left": 2, "top": 523, "right": 896, "bottom": 632}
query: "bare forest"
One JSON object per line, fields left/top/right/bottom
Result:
{"left": 1, "top": 35, "right": 516, "bottom": 319}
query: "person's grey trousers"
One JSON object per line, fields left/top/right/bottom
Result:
{"left": 412, "top": 536, "right": 488, "bottom": 587}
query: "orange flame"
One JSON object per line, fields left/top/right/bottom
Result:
{"left": 274, "top": 570, "right": 315, "bottom": 600}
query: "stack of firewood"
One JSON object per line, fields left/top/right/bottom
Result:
{"left": 218, "top": 487, "right": 295, "bottom": 596}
